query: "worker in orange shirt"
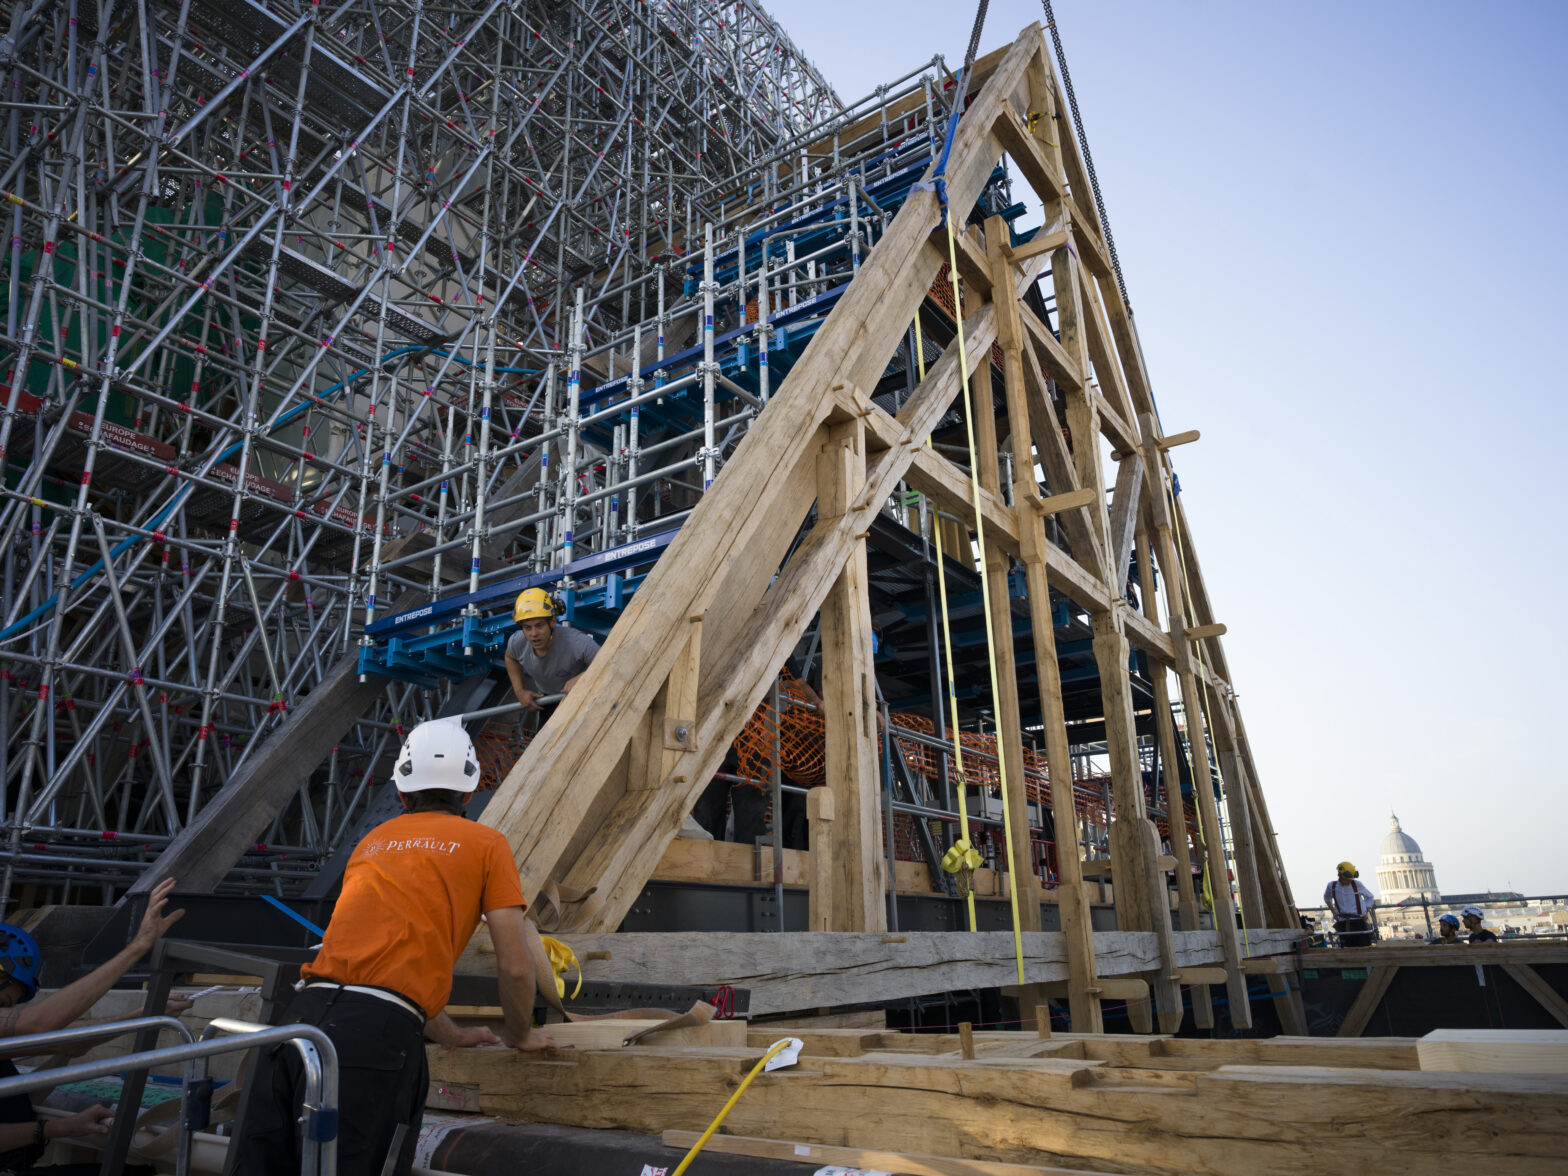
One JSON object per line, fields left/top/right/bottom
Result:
{"left": 229, "top": 719, "right": 555, "bottom": 1176}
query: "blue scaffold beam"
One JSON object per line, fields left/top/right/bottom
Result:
{"left": 364, "top": 526, "right": 681, "bottom": 642}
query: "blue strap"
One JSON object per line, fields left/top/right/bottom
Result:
{"left": 927, "top": 67, "right": 970, "bottom": 226}
{"left": 260, "top": 893, "right": 326, "bottom": 938}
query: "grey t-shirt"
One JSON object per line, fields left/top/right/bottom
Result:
{"left": 504, "top": 624, "right": 600, "bottom": 695}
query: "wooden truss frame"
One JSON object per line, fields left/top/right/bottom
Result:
{"left": 480, "top": 24, "right": 1297, "bottom": 1034}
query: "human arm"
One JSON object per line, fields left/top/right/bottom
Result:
{"left": 16, "top": 995, "right": 195, "bottom": 1078}
{"left": 425, "top": 1012, "right": 500, "bottom": 1048}
{"left": 0, "top": 878, "right": 184, "bottom": 1043}
{"left": 558, "top": 631, "right": 599, "bottom": 695}
{"left": 484, "top": 906, "right": 556, "bottom": 1051}
{"left": 504, "top": 652, "right": 541, "bottom": 711}
{"left": 1360, "top": 882, "right": 1377, "bottom": 917}
{"left": 0, "top": 1104, "right": 114, "bottom": 1152}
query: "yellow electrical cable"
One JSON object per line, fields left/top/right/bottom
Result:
{"left": 913, "top": 311, "right": 978, "bottom": 934}
{"left": 670, "top": 1038, "right": 794, "bottom": 1176}
{"left": 941, "top": 217, "right": 1027, "bottom": 986}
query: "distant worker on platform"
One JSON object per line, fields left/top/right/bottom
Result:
{"left": 1461, "top": 904, "right": 1498, "bottom": 944}
{"left": 2, "top": 879, "right": 187, "bottom": 1176}
{"left": 504, "top": 588, "right": 600, "bottom": 725}
{"left": 229, "top": 719, "right": 555, "bottom": 1176}
{"left": 1430, "top": 913, "right": 1462, "bottom": 945}
{"left": 1323, "top": 860, "right": 1377, "bottom": 947}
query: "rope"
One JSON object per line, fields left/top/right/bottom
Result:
{"left": 1040, "top": 0, "right": 1130, "bottom": 311}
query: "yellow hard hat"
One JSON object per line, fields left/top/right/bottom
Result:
{"left": 1336, "top": 860, "right": 1358, "bottom": 877}
{"left": 513, "top": 588, "right": 555, "bottom": 623}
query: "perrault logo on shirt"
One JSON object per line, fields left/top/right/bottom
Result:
{"left": 360, "top": 837, "right": 463, "bottom": 859}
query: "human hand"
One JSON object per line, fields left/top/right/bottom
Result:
{"left": 164, "top": 996, "right": 195, "bottom": 1017}
{"left": 132, "top": 878, "right": 186, "bottom": 952}
{"left": 454, "top": 1025, "right": 502, "bottom": 1048}
{"left": 518, "top": 690, "right": 542, "bottom": 712}
{"left": 509, "top": 1027, "right": 558, "bottom": 1052}
{"left": 51, "top": 1104, "right": 113, "bottom": 1139}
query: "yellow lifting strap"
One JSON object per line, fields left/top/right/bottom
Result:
{"left": 539, "top": 934, "right": 582, "bottom": 999}
{"left": 913, "top": 305, "right": 979, "bottom": 936}
{"left": 917, "top": 217, "right": 1029, "bottom": 986}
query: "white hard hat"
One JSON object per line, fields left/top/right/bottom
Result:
{"left": 1461, "top": 904, "right": 1484, "bottom": 920}
{"left": 393, "top": 719, "right": 480, "bottom": 793}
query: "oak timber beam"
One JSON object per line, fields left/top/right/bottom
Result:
{"left": 816, "top": 419, "right": 887, "bottom": 931}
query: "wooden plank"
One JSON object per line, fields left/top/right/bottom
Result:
{"left": 1302, "top": 943, "right": 1568, "bottom": 969}
{"left": 981, "top": 215, "right": 1044, "bottom": 940}
{"left": 660, "top": 1131, "right": 1111, "bottom": 1176}
{"left": 1106, "top": 451, "right": 1143, "bottom": 591}
{"left": 1008, "top": 227, "right": 1069, "bottom": 266}
{"left": 431, "top": 1031, "right": 1568, "bottom": 1176}
{"left": 1418, "top": 1029, "right": 1568, "bottom": 1074}
{"left": 1337, "top": 965, "right": 1398, "bottom": 1038}
{"left": 817, "top": 419, "right": 886, "bottom": 932}
{"left": 1019, "top": 526, "right": 1101, "bottom": 1032}
{"left": 1041, "top": 977, "right": 1147, "bottom": 1001}
{"left": 1095, "top": 608, "right": 1183, "bottom": 1033}
{"left": 1266, "top": 972, "right": 1308, "bottom": 1036}
{"left": 451, "top": 929, "right": 1266, "bottom": 1016}
{"left": 1035, "top": 487, "right": 1096, "bottom": 514}
{"left": 806, "top": 787, "right": 835, "bottom": 932}
{"left": 993, "top": 102, "right": 1066, "bottom": 205}
{"left": 1174, "top": 967, "right": 1229, "bottom": 986}
{"left": 1503, "top": 964, "right": 1568, "bottom": 1029}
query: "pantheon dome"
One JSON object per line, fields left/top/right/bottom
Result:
{"left": 1376, "top": 813, "right": 1441, "bottom": 904}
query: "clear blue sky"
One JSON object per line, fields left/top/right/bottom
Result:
{"left": 774, "top": 0, "right": 1568, "bottom": 903}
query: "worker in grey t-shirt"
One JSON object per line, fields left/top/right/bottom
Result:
{"left": 504, "top": 587, "right": 600, "bottom": 714}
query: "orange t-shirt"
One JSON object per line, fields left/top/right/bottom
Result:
{"left": 301, "top": 811, "right": 526, "bottom": 1018}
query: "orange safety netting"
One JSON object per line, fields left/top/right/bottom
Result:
{"left": 732, "top": 668, "right": 826, "bottom": 790}
{"left": 474, "top": 718, "right": 533, "bottom": 792}
{"left": 927, "top": 267, "right": 1005, "bottom": 372}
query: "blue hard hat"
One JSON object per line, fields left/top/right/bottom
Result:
{"left": 0, "top": 923, "right": 42, "bottom": 1002}
{"left": 1438, "top": 913, "right": 1460, "bottom": 927}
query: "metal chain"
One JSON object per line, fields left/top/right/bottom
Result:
{"left": 1041, "top": 0, "right": 1131, "bottom": 311}
{"left": 963, "top": 0, "right": 991, "bottom": 77}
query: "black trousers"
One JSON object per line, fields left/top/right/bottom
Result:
{"left": 228, "top": 985, "right": 427, "bottom": 1176}
{"left": 1335, "top": 917, "right": 1374, "bottom": 947}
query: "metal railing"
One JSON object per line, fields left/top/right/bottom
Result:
{"left": 0, "top": 1015, "right": 338, "bottom": 1176}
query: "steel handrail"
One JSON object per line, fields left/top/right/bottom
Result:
{"left": 0, "top": 1016, "right": 338, "bottom": 1176}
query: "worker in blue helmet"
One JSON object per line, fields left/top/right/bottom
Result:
{"left": 1429, "top": 913, "right": 1462, "bottom": 945}
{"left": 1, "top": 878, "right": 187, "bottom": 1173}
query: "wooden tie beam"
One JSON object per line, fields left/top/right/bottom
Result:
{"left": 479, "top": 24, "right": 1296, "bottom": 1032}
{"left": 428, "top": 1028, "right": 1568, "bottom": 1176}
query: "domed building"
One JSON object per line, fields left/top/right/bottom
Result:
{"left": 1376, "top": 813, "right": 1441, "bottom": 905}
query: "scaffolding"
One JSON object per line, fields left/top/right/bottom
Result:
{"left": 0, "top": 0, "right": 851, "bottom": 904}
{"left": 0, "top": 0, "right": 1282, "bottom": 963}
